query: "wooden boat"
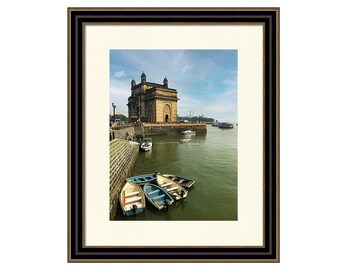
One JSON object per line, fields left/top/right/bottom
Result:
{"left": 179, "top": 138, "right": 191, "bottom": 143}
{"left": 143, "top": 184, "right": 174, "bottom": 210}
{"left": 119, "top": 181, "right": 146, "bottom": 216}
{"left": 156, "top": 174, "right": 188, "bottom": 200}
{"left": 140, "top": 138, "right": 152, "bottom": 151}
{"left": 127, "top": 173, "right": 157, "bottom": 185}
{"left": 161, "top": 174, "right": 195, "bottom": 189}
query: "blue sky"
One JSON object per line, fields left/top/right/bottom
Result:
{"left": 110, "top": 50, "right": 237, "bottom": 122}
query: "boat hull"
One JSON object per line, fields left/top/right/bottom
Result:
{"left": 143, "top": 183, "right": 174, "bottom": 210}
{"left": 181, "top": 130, "right": 192, "bottom": 134}
{"left": 125, "top": 208, "right": 144, "bottom": 216}
{"left": 140, "top": 138, "right": 152, "bottom": 151}
{"left": 140, "top": 142, "right": 152, "bottom": 151}
{"left": 161, "top": 174, "right": 195, "bottom": 189}
{"left": 119, "top": 181, "right": 146, "bottom": 216}
{"left": 179, "top": 138, "right": 191, "bottom": 143}
{"left": 218, "top": 122, "right": 234, "bottom": 129}
{"left": 127, "top": 174, "right": 157, "bottom": 185}
{"left": 156, "top": 174, "right": 188, "bottom": 200}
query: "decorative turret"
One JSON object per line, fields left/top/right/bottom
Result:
{"left": 163, "top": 76, "right": 168, "bottom": 88}
{"left": 131, "top": 78, "right": 136, "bottom": 90}
{"left": 141, "top": 72, "right": 146, "bottom": 83}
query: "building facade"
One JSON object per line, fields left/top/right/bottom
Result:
{"left": 127, "top": 72, "right": 179, "bottom": 123}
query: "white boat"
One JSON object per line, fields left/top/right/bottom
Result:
{"left": 119, "top": 181, "right": 146, "bottom": 216}
{"left": 181, "top": 130, "right": 192, "bottom": 134}
{"left": 161, "top": 174, "right": 195, "bottom": 189}
{"left": 179, "top": 138, "right": 191, "bottom": 143}
{"left": 140, "top": 138, "right": 152, "bottom": 151}
{"left": 156, "top": 174, "right": 188, "bottom": 200}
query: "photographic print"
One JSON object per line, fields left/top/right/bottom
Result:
{"left": 68, "top": 8, "right": 279, "bottom": 262}
{"left": 109, "top": 50, "right": 238, "bottom": 221}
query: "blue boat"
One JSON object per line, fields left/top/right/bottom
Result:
{"left": 127, "top": 173, "right": 157, "bottom": 185}
{"left": 143, "top": 184, "right": 174, "bottom": 210}
{"left": 119, "top": 181, "right": 146, "bottom": 216}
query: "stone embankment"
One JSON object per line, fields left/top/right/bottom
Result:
{"left": 143, "top": 123, "right": 207, "bottom": 136}
{"left": 110, "top": 123, "right": 206, "bottom": 140}
{"left": 109, "top": 139, "right": 139, "bottom": 220}
{"left": 110, "top": 124, "right": 144, "bottom": 141}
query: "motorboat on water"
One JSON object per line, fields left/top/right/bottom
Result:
{"left": 179, "top": 138, "right": 191, "bottom": 143}
{"left": 181, "top": 130, "right": 193, "bottom": 134}
{"left": 218, "top": 122, "right": 234, "bottom": 129}
{"left": 140, "top": 138, "right": 152, "bottom": 151}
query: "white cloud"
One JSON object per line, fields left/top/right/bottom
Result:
{"left": 178, "top": 89, "right": 237, "bottom": 122}
{"left": 203, "top": 90, "right": 237, "bottom": 122}
{"left": 113, "top": 70, "right": 127, "bottom": 78}
{"left": 182, "top": 65, "right": 193, "bottom": 73}
{"left": 110, "top": 79, "right": 130, "bottom": 116}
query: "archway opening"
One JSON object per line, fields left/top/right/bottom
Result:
{"left": 163, "top": 104, "right": 171, "bottom": 123}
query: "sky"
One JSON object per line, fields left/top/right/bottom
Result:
{"left": 110, "top": 50, "right": 237, "bottom": 122}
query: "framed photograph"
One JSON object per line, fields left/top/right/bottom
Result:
{"left": 68, "top": 8, "right": 280, "bottom": 262}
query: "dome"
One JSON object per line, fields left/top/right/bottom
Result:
{"left": 141, "top": 72, "right": 146, "bottom": 83}
{"left": 131, "top": 78, "right": 136, "bottom": 90}
{"left": 163, "top": 76, "right": 168, "bottom": 87}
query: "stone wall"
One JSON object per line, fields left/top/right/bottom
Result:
{"left": 110, "top": 124, "right": 144, "bottom": 141}
{"left": 110, "top": 123, "right": 207, "bottom": 139}
{"left": 155, "top": 100, "right": 177, "bottom": 122}
{"left": 109, "top": 139, "right": 140, "bottom": 220}
{"left": 143, "top": 123, "right": 207, "bottom": 136}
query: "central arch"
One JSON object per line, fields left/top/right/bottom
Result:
{"left": 163, "top": 104, "right": 171, "bottom": 122}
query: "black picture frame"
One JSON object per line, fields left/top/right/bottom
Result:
{"left": 68, "top": 7, "right": 280, "bottom": 262}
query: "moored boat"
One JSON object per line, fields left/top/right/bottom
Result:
{"left": 127, "top": 173, "right": 157, "bottom": 185}
{"left": 218, "top": 122, "right": 234, "bottom": 129}
{"left": 119, "top": 181, "right": 146, "bottom": 216}
{"left": 143, "top": 183, "right": 174, "bottom": 210}
{"left": 156, "top": 174, "right": 188, "bottom": 200}
{"left": 181, "top": 130, "right": 192, "bottom": 134}
{"left": 161, "top": 174, "right": 195, "bottom": 189}
{"left": 140, "top": 138, "right": 152, "bottom": 151}
{"left": 179, "top": 138, "right": 191, "bottom": 143}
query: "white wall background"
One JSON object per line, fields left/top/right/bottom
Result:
{"left": 0, "top": 0, "right": 339, "bottom": 268}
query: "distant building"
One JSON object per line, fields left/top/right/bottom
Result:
{"left": 127, "top": 72, "right": 179, "bottom": 123}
